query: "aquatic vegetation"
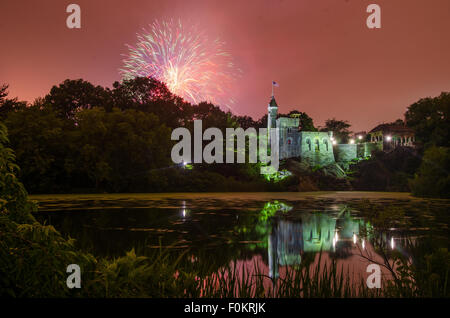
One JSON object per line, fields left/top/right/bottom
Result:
{"left": 262, "top": 169, "right": 293, "bottom": 183}
{"left": 259, "top": 200, "right": 293, "bottom": 222}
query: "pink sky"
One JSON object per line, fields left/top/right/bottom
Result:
{"left": 1, "top": 0, "right": 449, "bottom": 131}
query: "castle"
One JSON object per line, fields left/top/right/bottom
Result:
{"left": 267, "top": 95, "right": 415, "bottom": 167}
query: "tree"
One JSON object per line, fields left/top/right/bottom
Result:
{"left": 5, "top": 104, "right": 69, "bottom": 193}
{"left": 286, "top": 110, "right": 317, "bottom": 131}
{"left": 405, "top": 92, "right": 450, "bottom": 148}
{"left": 235, "top": 115, "right": 257, "bottom": 130}
{"left": 410, "top": 146, "right": 450, "bottom": 198}
{"left": 320, "top": 118, "right": 352, "bottom": 143}
{"left": 45, "top": 79, "right": 111, "bottom": 119}
{"left": 255, "top": 114, "right": 268, "bottom": 129}
{"left": 111, "top": 77, "right": 192, "bottom": 128}
{"left": 190, "top": 102, "right": 237, "bottom": 131}
{"left": 0, "top": 84, "right": 7, "bottom": 103}
{"left": 0, "top": 121, "right": 36, "bottom": 223}
{"left": 0, "top": 84, "right": 26, "bottom": 119}
{"left": 73, "top": 107, "right": 172, "bottom": 191}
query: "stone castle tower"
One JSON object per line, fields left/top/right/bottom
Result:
{"left": 265, "top": 91, "right": 408, "bottom": 168}
{"left": 267, "top": 95, "right": 335, "bottom": 166}
{"left": 267, "top": 96, "right": 278, "bottom": 133}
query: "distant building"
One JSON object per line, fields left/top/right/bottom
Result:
{"left": 267, "top": 96, "right": 335, "bottom": 166}
{"left": 368, "top": 123, "right": 415, "bottom": 151}
{"left": 266, "top": 96, "right": 415, "bottom": 165}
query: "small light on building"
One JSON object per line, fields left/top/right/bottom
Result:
{"left": 353, "top": 233, "right": 357, "bottom": 244}
{"left": 349, "top": 139, "right": 355, "bottom": 144}
{"left": 358, "top": 135, "right": 363, "bottom": 140}
{"left": 391, "top": 237, "right": 395, "bottom": 250}
{"left": 332, "top": 140, "right": 337, "bottom": 145}
{"left": 386, "top": 135, "right": 392, "bottom": 141}
{"left": 362, "top": 239, "right": 365, "bottom": 250}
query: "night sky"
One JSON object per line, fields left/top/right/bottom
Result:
{"left": 1, "top": 0, "right": 449, "bottom": 131}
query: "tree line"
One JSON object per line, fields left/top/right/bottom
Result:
{"left": 0, "top": 78, "right": 297, "bottom": 193}
{"left": 0, "top": 80, "right": 448, "bottom": 196}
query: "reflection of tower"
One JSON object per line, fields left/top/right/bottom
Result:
{"left": 267, "top": 96, "right": 278, "bottom": 141}
{"left": 268, "top": 226, "right": 279, "bottom": 281}
{"left": 268, "top": 220, "right": 303, "bottom": 280}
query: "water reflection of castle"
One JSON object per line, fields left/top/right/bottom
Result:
{"left": 268, "top": 211, "right": 375, "bottom": 279}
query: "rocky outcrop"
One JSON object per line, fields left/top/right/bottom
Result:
{"left": 283, "top": 147, "right": 421, "bottom": 192}
{"left": 284, "top": 159, "right": 352, "bottom": 191}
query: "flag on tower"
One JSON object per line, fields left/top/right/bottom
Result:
{"left": 272, "top": 81, "right": 279, "bottom": 87}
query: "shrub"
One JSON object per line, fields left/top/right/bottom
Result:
{"left": 410, "top": 146, "right": 450, "bottom": 198}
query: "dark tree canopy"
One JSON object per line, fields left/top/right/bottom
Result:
{"left": 405, "top": 92, "right": 450, "bottom": 148}
{"left": 320, "top": 118, "right": 352, "bottom": 143}
{"left": 0, "top": 84, "right": 7, "bottom": 102}
{"left": 235, "top": 115, "right": 258, "bottom": 130}
{"left": 111, "top": 77, "right": 192, "bottom": 128}
{"left": 45, "top": 79, "right": 111, "bottom": 119}
{"left": 0, "top": 84, "right": 26, "bottom": 119}
{"left": 410, "top": 146, "right": 450, "bottom": 198}
{"left": 1, "top": 77, "right": 280, "bottom": 193}
{"left": 286, "top": 110, "right": 317, "bottom": 131}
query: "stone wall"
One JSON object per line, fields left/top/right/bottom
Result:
{"left": 334, "top": 144, "right": 357, "bottom": 162}
{"left": 358, "top": 142, "right": 382, "bottom": 158}
{"left": 277, "top": 118, "right": 301, "bottom": 160}
{"left": 298, "top": 131, "right": 335, "bottom": 166}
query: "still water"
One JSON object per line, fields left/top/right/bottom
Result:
{"left": 32, "top": 192, "right": 449, "bottom": 289}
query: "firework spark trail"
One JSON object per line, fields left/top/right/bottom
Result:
{"left": 120, "top": 19, "right": 241, "bottom": 111}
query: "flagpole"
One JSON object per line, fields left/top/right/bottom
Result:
{"left": 272, "top": 81, "right": 274, "bottom": 97}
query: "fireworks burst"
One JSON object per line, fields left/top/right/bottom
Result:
{"left": 120, "top": 19, "right": 241, "bottom": 111}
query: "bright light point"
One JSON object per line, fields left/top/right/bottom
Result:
{"left": 391, "top": 237, "right": 395, "bottom": 250}
{"left": 182, "top": 209, "right": 186, "bottom": 217}
{"left": 362, "top": 239, "right": 365, "bottom": 249}
{"left": 332, "top": 140, "right": 337, "bottom": 145}
{"left": 334, "top": 232, "right": 338, "bottom": 242}
{"left": 349, "top": 139, "right": 355, "bottom": 144}
{"left": 358, "top": 135, "right": 363, "bottom": 140}
{"left": 183, "top": 161, "right": 187, "bottom": 166}
{"left": 386, "top": 135, "right": 392, "bottom": 141}
{"left": 353, "top": 233, "right": 357, "bottom": 244}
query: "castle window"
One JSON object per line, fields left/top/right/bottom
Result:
{"left": 323, "top": 139, "right": 329, "bottom": 151}
{"left": 306, "top": 139, "right": 311, "bottom": 151}
{"left": 315, "top": 139, "right": 320, "bottom": 151}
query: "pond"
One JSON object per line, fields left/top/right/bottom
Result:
{"left": 31, "top": 192, "right": 449, "bottom": 296}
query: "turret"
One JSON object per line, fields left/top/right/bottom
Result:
{"left": 267, "top": 96, "right": 278, "bottom": 131}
